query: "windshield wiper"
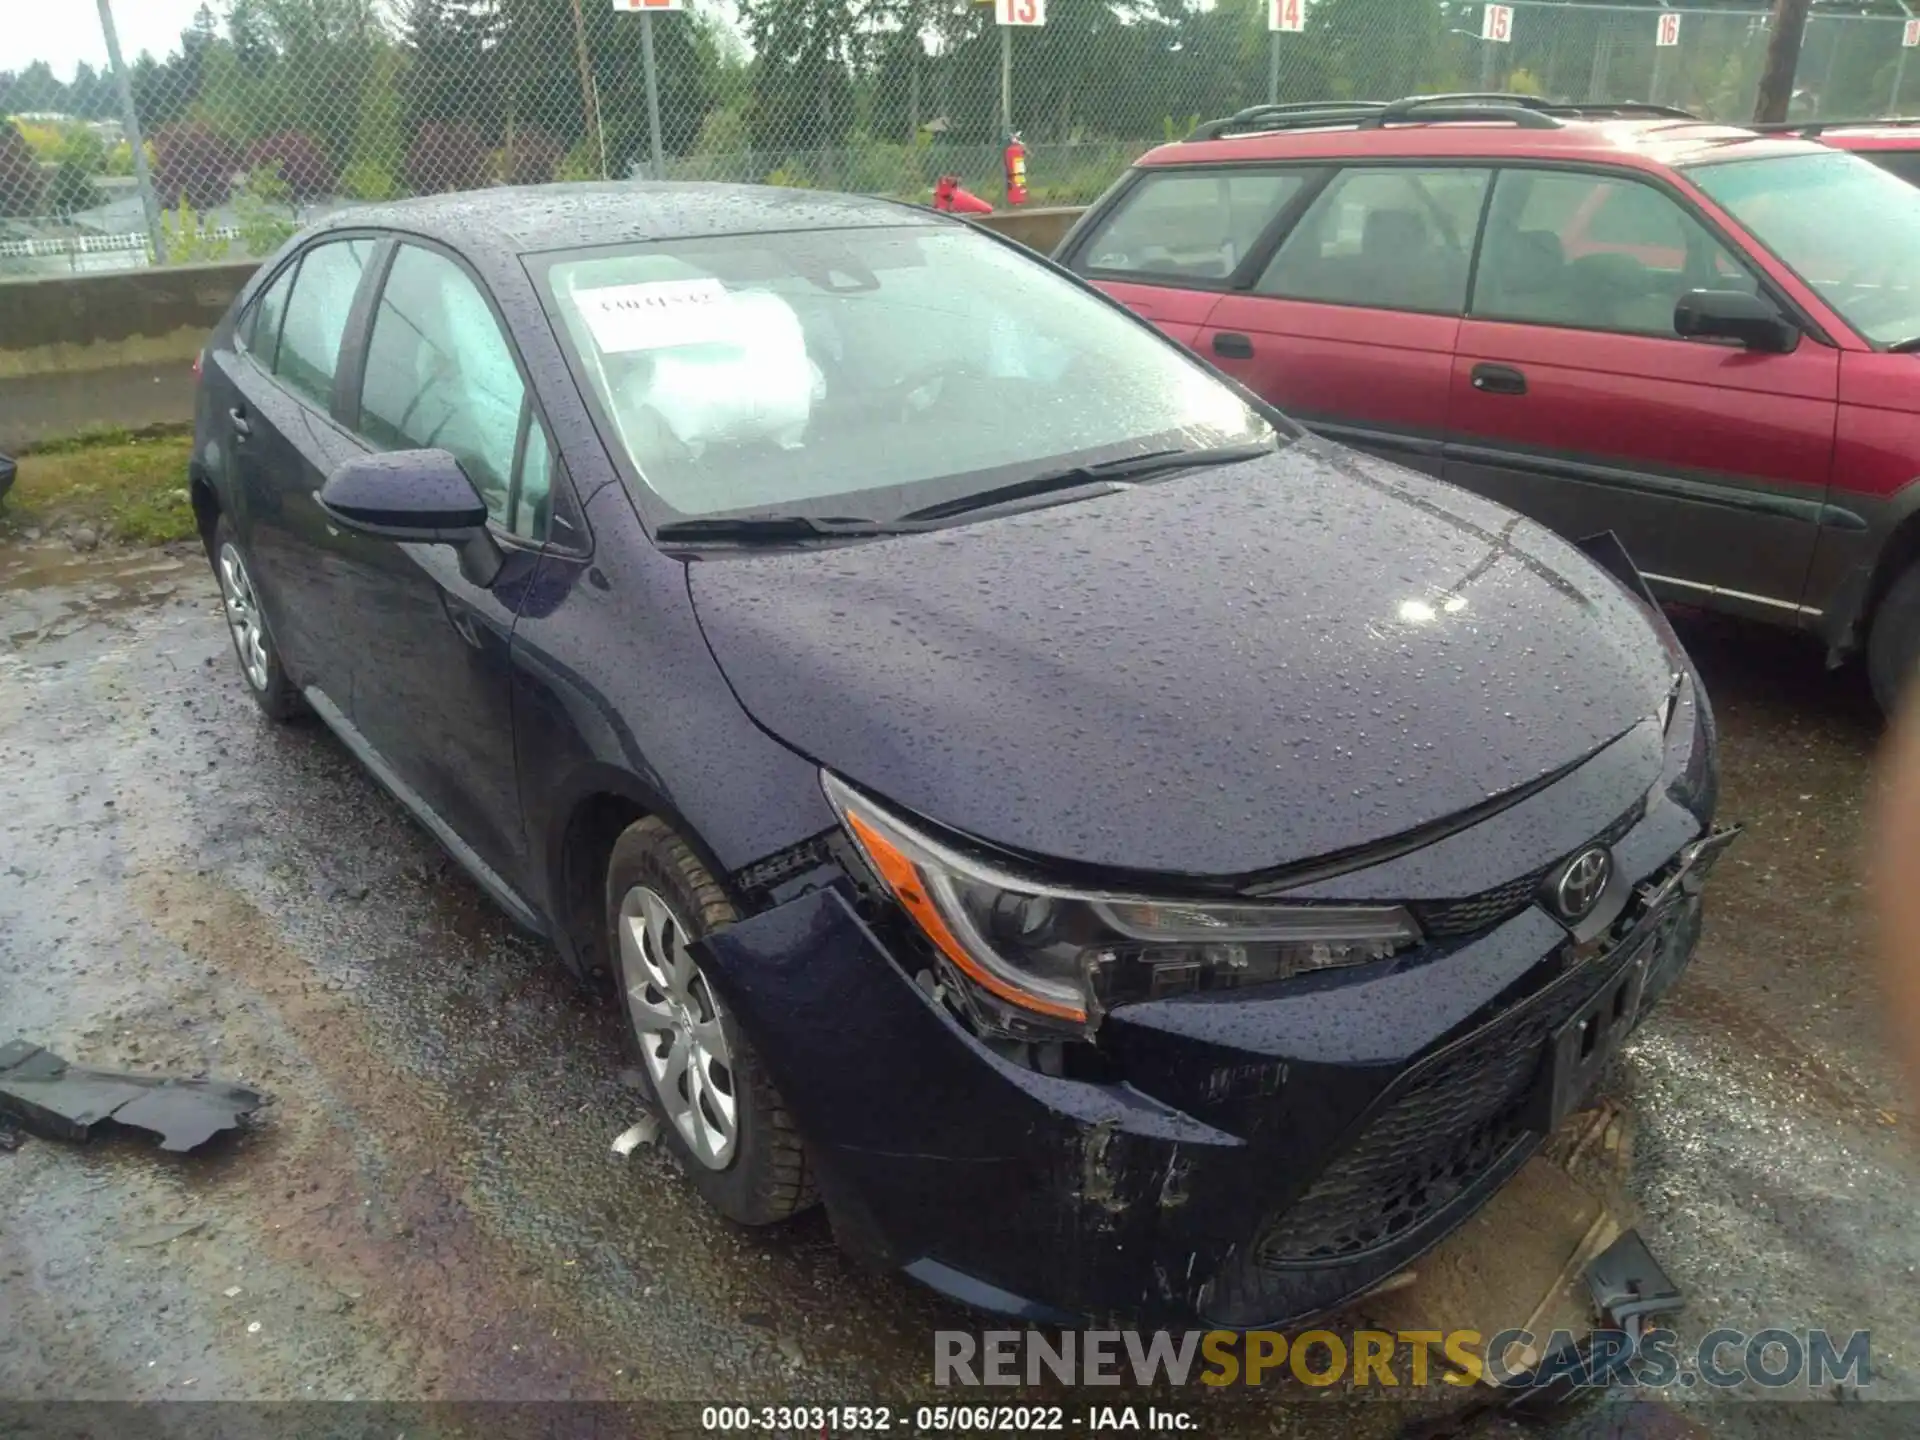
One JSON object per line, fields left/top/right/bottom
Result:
{"left": 900, "top": 441, "right": 1278, "bottom": 524}
{"left": 1887, "top": 336, "right": 1920, "bottom": 353}
{"left": 654, "top": 513, "right": 923, "bottom": 543}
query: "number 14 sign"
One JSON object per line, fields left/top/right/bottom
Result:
{"left": 1271, "top": 0, "right": 1306, "bottom": 33}
{"left": 999, "top": 0, "right": 1045, "bottom": 25}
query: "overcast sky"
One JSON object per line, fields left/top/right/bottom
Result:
{"left": 12, "top": 0, "right": 217, "bottom": 81}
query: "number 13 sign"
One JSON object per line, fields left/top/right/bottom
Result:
{"left": 999, "top": 0, "right": 1045, "bottom": 25}
{"left": 1271, "top": 0, "right": 1306, "bottom": 33}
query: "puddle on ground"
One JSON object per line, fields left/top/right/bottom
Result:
{"left": 0, "top": 543, "right": 201, "bottom": 650}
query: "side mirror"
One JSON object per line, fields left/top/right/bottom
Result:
{"left": 1673, "top": 289, "right": 1798, "bottom": 353}
{"left": 317, "top": 449, "right": 502, "bottom": 587}
{"left": 0, "top": 452, "right": 15, "bottom": 504}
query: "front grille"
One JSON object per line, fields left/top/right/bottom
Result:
{"left": 1412, "top": 801, "right": 1645, "bottom": 940}
{"left": 1255, "top": 960, "right": 1611, "bottom": 1267}
{"left": 1415, "top": 869, "right": 1546, "bottom": 938}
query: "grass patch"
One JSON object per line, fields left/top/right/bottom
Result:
{"left": 0, "top": 429, "right": 197, "bottom": 546}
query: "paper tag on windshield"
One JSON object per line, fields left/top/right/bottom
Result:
{"left": 575, "top": 278, "right": 732, "bottom": 354}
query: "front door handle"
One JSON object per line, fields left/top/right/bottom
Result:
{"left": 1470, "top": 363, "right": 1527, "bottom": 396}
{"left": 228, "top": 406, "right": 252, "bottom": 437}
{"left": 1212, "top": 331, "right": 1255, "bottom": 360}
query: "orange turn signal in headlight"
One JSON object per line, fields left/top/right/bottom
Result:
{"left": 840, "top": 808, "right": 1088, "bottom": 1024}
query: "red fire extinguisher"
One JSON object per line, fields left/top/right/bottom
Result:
{"left": 1003, "top": 132, "right": 1029, "bottom": 207}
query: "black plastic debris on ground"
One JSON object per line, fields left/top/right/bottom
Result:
{"left": 0, "top": 1040, "right": 269, "bottom": 1153}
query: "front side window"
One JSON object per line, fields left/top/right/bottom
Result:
{"left": 1077, "top": 169, "right": 1306, "bottom": 282}
{"left": 1473, "top": 170, "right": 1755, "bottom": 337}
{"left": 360, "top": 243, "right": 545, "bottom": 539}
{"left": 275, "top": 238, "right": 372, "bottom": 409}
{"left": 1687, "top": 149, "right": 1920, "bottom": 346}
{"left": 539, "top": 225, "right": 1274, "bottom": 523}
{"left": 1257, "top": 166, "right": 1489, "bottom": 314}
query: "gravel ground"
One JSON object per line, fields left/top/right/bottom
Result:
{"left": 1, "top": 540, "right": 1914, "bottom": 1439}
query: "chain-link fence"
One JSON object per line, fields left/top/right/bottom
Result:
{"left": 2, "top": 0, "right": 1916, "bottom": 277}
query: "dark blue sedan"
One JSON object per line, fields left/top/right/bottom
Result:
{"left": 189, "top": 183, "right": 1733, "bottom": 1327}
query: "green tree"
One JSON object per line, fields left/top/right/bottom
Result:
{"left": 343, "top": 41, "right": 406, "bottom": 198}
{"left": 741, "top": 0, "right": 862, "bottom": 155}
{"left": 0, "top": 120, "right": 43, "bottom": 217}
{"left": 47, "top": 160, "right": 100, "bottom": 217}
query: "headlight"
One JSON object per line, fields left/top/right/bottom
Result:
{"left": 823, "top": 773, "right": 1422, "bottom": 1037}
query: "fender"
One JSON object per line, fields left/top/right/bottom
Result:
{"left": 1806, "top": 474, "right": 1920, "bottom": 659}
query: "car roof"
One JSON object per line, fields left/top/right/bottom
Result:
{"left": 1144, "top": 116, "right": 1829, "bottom": 172}
{"left": 310, "top": 182, "right": 945, "bottom": 258}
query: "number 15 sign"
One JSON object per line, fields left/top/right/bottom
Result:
{"left": 999, "top": 0, "right": 1045, "bottom": 25}
{"left": 1271, "top": 0, "right": 1306, "bottom": 33}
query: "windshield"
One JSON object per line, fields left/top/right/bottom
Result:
{"left": 1687, "top": 149, "right": 1920, "bottom": 346}
{"left": 536, "top": 225, "right": 1275, "bottom": 522}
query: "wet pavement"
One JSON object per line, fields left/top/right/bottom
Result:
{"left": 0, "top": 542, "right": 1915, "bottom": 1436}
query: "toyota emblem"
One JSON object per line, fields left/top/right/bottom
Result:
{"left": 1553, "top": 847, "right": 1613, "bottom": 921}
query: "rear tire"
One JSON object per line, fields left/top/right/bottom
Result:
{"left": 1869, "top": 560, "right": 1920, "bottom": 717}
{"left": 211, "top": 514, "right": 302, "bottom": 723}
{"left": 606, "top": 816, "right": 815, "bottom": 1225}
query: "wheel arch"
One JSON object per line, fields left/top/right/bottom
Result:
{"left": 544, "top": 767, "right": 741, "bottom": 1001}
{"left": 1865, "top": 504, "right": 1920, "bottom": 634}
{"left": 1815, "top": 475, "right": 1920, "bottom": 659}
{"left": 188, "top": 460, "right": 221, "bottom": 554}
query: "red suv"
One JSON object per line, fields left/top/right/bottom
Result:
{"left": 1753, "top": 117, "right": 1920, "bottom": 188}
{"left": 1058, "top": 94, "right": 1920, "bottom": 710}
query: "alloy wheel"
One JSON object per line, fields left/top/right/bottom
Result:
{"left": 618, "top": 884, "right": 739, "bottom": 1170}
{"left": 217, "top": 542, "right": 270, "bottom": 693}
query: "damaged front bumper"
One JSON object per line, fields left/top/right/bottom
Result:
{"left": 696, "top": 802, "right": 1735, "bottom": 1329}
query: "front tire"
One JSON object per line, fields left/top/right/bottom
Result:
{"left": 211, "top": 515, "right": 302, "bottom": 722}
{"left": 1870, "top": 560, "right": 1920, "bottom": 717}
{"left": 606, "top": 817, "right": 814, "bottom": 1225}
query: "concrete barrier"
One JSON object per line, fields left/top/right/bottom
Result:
{"left": 0, "top": 261, "right": 258, "bottom": 451}
{"left": 0, "top": 207, "right": 1086, "bottom": 451}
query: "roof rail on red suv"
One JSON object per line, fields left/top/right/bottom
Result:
{"left": 1186, "top": 92, "right": 1696, "bottom": 142}
{"left": 1749, "top": 116, "right": 1920, "bottom": 137}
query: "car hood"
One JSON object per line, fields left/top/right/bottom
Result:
{"left": 686, "top": 440, "right": 1673, "bottom": 879}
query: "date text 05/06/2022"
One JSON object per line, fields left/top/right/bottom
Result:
{"left": 699, "top": 1404, "right": 1195, "bottom": 1432}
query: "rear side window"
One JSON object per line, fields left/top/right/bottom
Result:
{"left": 1257, "top": 167, "right": 1489, "bottom": 314}
{"left": 1864, "top": 150, "right": 1920, "bottom": 189}
{"left": 243, "top": 265, "right": 295, "bottom": 369}
{"left": 1078, "top": 170, "right": 1304, "bottom": 282}
{"left": 275, "top": 238, "right": 373, "bottom": 410}
{"left": 1471, "top": 170, "right": 1755, "bottom": 338}
{"left": 359, "top": 243, "right": 547, "bottom": 541}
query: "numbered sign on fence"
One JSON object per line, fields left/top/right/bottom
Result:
{"left": 1656, "top": 11, "right": 1682, "bottom": 46}
{"left": 1271, "top": 0, "right": 1307, "bottom": 34}
{"left": 614, "top": 0, "right": 683, "bottom": 9}
{"left": 1481, "top": 4, "right": 1513, "bottom": 43}
{"left": 998, "top": 0, "right": 1045, "bottom": 25}
{"left": 1905, "top": 17, "right": 1920, "bottom": 46}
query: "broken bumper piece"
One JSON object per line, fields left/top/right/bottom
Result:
{"left": 0, "top": 1040, "right": 269, "bottom": 1153}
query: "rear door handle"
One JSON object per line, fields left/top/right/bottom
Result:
{"left": 1212, "top": 332, "right": 1255, "bottom": 360}
{"left": 228, "top": 406, "right": 252, "bottom": 437}
{"left": 1470, "top": 363, "right": 1527, "bottom": 396}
